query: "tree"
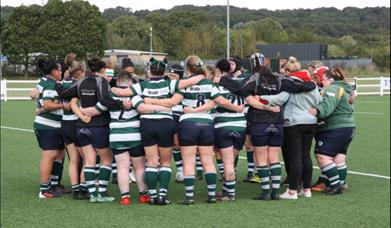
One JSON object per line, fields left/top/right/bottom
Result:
{"left": 1, "top": 5, "right": 43, "bottom": 77}
{"left": 39, "top": 0, "right": 106, "bottom": 59}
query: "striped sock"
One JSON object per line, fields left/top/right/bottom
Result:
{"left": 257, "top": 166, "right": 270, "bottom": 194}
{"left": 111, "top": 162, "right": 118, "bottom": 179}
{"left": 121, "top": 192, "right": 130, "bottom": 198}
{"left": 98, "top": 165, "right": 112, "bottom": 196}
{"left": 223, "top": 180, "right": 236, "bottom": 197}
{"left": 246, "top": 150, "right": 255, "bottom": 176}
{"left": 80, "top": 182, "right": 87, "bottom": 191}
{"left": 84, "top": 167, "right": 97, "bottom": 196}
{"left": 50, "top": 160, "right": 63, "bottom": 188}
{"left": 196, "top": 155, "right": 203, "bottom": 175}
{"left": 322, "top": 163, "right": 340, "bottom": 187}
{"left": 270, "top": 162, "right": 282, "bottom": 195}
{"left": 173, "top": 150, "right": 183, "bottom": 173}
{"left": 158, "top": 167, "right": 172, "bottom": 197}
{"left": 40, "top": 182, "right": 50, "bottom": 193}
{"left": 337, "top": 164, "right": 348, "bottom": 185}
{"left": 72, "top": 184, "right": 80, "bottom": 192}
{"left": 205, "top": 173, "right": 217, "bottom": 198}
{"left": 184, "top": 176, "right": 195, "bottom": 200}
{"left": 145, "top": 167, "right": 158, "bottom": 199}
{"left": 216, "top": 159, "right": 224, "bottom": 178}
{"left": 95, "top": 156, "right": 101, "bottom": 179}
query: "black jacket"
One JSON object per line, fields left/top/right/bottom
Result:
{"left": 59, "top": 74, "right": 122, "bottom": 128}
{"left": 219, "top": 72, "right": 316, "bottom": 124}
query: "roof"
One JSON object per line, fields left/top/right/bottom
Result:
{"left": 104, "top": 49, "right": 168, "bottom": 56}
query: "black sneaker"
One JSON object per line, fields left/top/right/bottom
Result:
{"left": 243, "top": 173, "right": 254, "bottom": 183}
{"left": 177, "top": 198, "right": 195, "bottom": 205}
{"left": 253, "top": 192, "right": 271, "bottom": 201}
{"left": 54, "top": 185, "right": 71, "bottom": 194}
{"left": 157, "top": 196, "right": 171, "bottom": 205}
{"left": 72, "top": 191, "right": 80, "bottom": 199}
{"left": 149, "top": 197, "right": 159, "bottom": 205}
{"left": 271, "top": 193, "right": 280, "bottom": 200}
{"left": 324, "top": 186, "right": 344, "bottom": 196}
{"left": 77, "top": 190, "right": 90, "bottom": 200}
{"left": 206, "top": 196, "right": 217, "bottom": 204}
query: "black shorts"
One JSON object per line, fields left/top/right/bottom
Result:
{"left": 249, "top": 123, "right": 284, "bottom": 147}
{"left": 178, "top": 121, "right": 214, "bottom": 146}
{"left": 77, "top": 127, "right": 110, "bottom": 149}
{"left": 173, "top": 114, "right": 180, "bottom": 134}
{"left": 112, "top": 145, "right": 145, "bottom": 157}
{"left": 61, "top": 120, "right": 80, "bottom": 146}
{"left": 315, "top": 127, "right": 355, "bottom": 157}
{"left": 215, "top": 128, "right": 245, "bottom": 150}
{"left": 140, "top": 118, "right": 176, "bottom": 147}
{"left": 35, "top": 129, "right": 65, "bottom": 150}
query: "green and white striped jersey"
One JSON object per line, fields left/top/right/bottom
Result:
{"left": 62, "top": 78, "right": 78, "bottom": 121}
{"left": 34, "top": 76, "right": 63, "bottom": 129}
{"left": 131, "top": 77, "right": 182, "bottom": 120}
{"left": 95, "top": 91, "right": 144, "bottom": 150}
{"left": 215, "top": 80, "right": 247, "bottom": 132}
{"left": 179, "top": 79, "right": 221, "bottom": 123}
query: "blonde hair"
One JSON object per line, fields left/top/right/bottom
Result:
{"left": 284, "top": 56, "right": 301, "bottom": 73}
{"left": 184, "top": 55, "right": 209, "bottom": 77}
{"left": 68, "top": 60, "right": 86, "bottom": 78}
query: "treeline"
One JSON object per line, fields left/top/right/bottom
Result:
{"left": 1, "top": 1, "right": 390, "bottom": 78}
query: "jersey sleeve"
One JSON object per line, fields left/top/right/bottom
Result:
{"left": 95, "top": 101, "right": 109, "bottom": 113}
{"left": 131, "top": 95, "right": 144, "bottom": 110}
{"left": 131, "top": 82, "right": 143, "bottom": 96}
{"left": 211, "top": 84, "right": 222, "bottom": 100}
{"left": 315, "top": 85, "right": 340, "bottom": 119}
{"left": 42, "top": 82, "right": 58, "bottom": 101}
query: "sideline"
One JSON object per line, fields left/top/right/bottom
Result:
{"left": 1, "top": 125, "right": 390, "bottom": 180}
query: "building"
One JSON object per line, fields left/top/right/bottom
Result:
{"left": 256, "top": 43, "right": 328, "bottom": 60}
{"left": 103, "top": 49, "right": 168, "bottom": 66}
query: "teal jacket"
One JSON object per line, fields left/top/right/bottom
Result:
{"left": 315, "top": 81, "right": 355, "bottom": 131}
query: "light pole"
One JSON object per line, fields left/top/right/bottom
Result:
{"left": 149, "top": 27, "right": 153, "bottom": 58}
{"left": 227, "top": 0, "right": 230, "bottom": 59}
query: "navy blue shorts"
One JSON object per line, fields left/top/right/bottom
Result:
{"left": 315, "top": 127, "right": 355, "bottom": 157}
{"left": 178, "top": 121, "right": 215, "bottom": 146}
{"left": 35, "top": 129, "right": 65, "bottom": 150}
{"left": 61, "top": 120, "right": 80, "bottom": 146}
{"left": 249, "top": 123, "right": 284, "bottom": 147}
{"left": 112, "top": 145, "right": 145, "bottom": 157}
{"left": 77, "top": 127, "right": 110, "bottom": 149}
{"left": 140, "top": 118, "right": 176, "bottom": 147}
{"left": 215, "top": 128, "right": 246, "bottom": 150}
{"left": 173, "top": 114, "right": 180, "bottom": 134}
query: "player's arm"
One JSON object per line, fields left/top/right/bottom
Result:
{"left": 214, "top": 96, "right": 244, "bottom": 113}
{"left": 131, "top": 95, "right": 171, "bottom": 113}
{"left": 309, "top": 85, "right": 339, "bottom": 118}
{"left": 184, "top": 100, "right": 216, "bottom": 113}
{"left": 177, "top": 75, "right": 205, "bottom": 89}
{"left": 144, "top": 93, "right": 184, "bottom": 107}
{"left": 70, "top": 98, "right": 91, "bottom": 123}
{"left": 245, "top": 96, "right": 280, "bottom": 113}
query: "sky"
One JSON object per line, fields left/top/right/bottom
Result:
{"left": 1, "top": 0, "right": 390, "bottom": 12}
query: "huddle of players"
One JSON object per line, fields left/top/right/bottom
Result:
{"left": 33, "top": 53, "right": 355, "bottom": 205}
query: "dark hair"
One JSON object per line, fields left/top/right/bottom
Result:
{"left": 122, "top": 58, "right": 134, "bottom": 69}
{"left": 87, "top": 58, "right": 106, "bottom": 73}
{"left": 149, "top": 57, "right": 168, "bottom": 76}
{"left": 37, "top": 59, "right": 60, "bottom": 75}
{"left": 229, "top": 56, "right": 243, "bottom": 73}
{"left": 216, "top": 59, "right": 231, "bottom": 74}
{"left": 117, "top": 71, "right": 133, "bottom": 84}
{"left": 168, "top": 64, "right": 184, "bottom": 79}
{"left": 325, "top": 67, "right": 346, "bottom": 81}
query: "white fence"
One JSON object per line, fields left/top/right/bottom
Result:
{"left": 0, "top": 77, "right": 390, "bottom": 101}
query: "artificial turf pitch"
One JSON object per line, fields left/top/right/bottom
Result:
{"left": 1, "top": 96, "right": 390, "bottom": 228}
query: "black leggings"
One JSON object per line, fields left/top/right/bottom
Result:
{"left": 283, "top": 124, "right": 316, "bottom": 190}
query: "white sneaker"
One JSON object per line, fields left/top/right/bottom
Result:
{"left": 279, "top": 189, "right": 298, "bottom": 200}
{"left": 298, "top": 189, "right": 312, "bottom": 198}
{"left": 129, "top": 171, "right": 136, "bottom": 183}
{"left": 175, "top": 172, "right": 184, "bottom": 182}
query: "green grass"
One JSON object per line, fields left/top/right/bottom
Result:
{"left": 1, "top": 96, "right": 390, "bottom": 228}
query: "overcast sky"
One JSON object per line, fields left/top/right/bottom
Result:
{"left": 1, "top": 0, "right": 390, "bottom": 11}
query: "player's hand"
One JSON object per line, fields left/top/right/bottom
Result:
{"left": 123, "top": 100, "right": 132, "bottom": 110}
{"left": 80, "top": 115, "right": 91, "bottom": 123}
{"left": 308, "top": 108, "right": 318, "bottom": 116}
{"left": 268, "top": 106, "right": 280, "bottom": 113}
{"left": 183, "top": 107, "right": 194, "bottom": 113}
{"left": 236, "top": 105, "right": 245, "bottom": 113}
{"left": 63, "top": 103, "right": 71, "bottom": 111}
{"left": 29, "top": 89, "right": 40, "bottom": 100}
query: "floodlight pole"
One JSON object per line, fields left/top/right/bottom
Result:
{"left": 149, "top": 27, "right": 153, "bottom": 58}
{"left": 227, "top": 0, "right": 230, "bottom": 59}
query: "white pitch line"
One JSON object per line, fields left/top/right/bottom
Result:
{"left": 238, "top": 156, "right": 390, "bottom": 180}
{"left": 355, "top": 112, "right": 385, "bottom": 115}
{"left": 1, "top": 125, "right": 389, "bottom": 180}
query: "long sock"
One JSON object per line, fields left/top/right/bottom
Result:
{"left": 270, "top": 162, "right": 282, "bottom": 195}
{"left": 50, "top": 160, "right": 63, "bottom": 188}
{"left": 257, "top": 166, "right": 270, "bottom": 194}
{"left": 80, "top": 182, "right": 87, "bottom": 191}
{"left": 196, "top": 155, "right": 203, "bottom": 176}
{"left": 246, "top": 150, "right": 255, "bottom": 176}
{"left": 158, "top": 167, "right": 172, "bottom": 197}
{"left": 205, "top": 173, "right": 217, "bottom": 198}
{"left": 322, "top": 163, "right": 340, "bottom": 188}
{"left": 121, "top": 192, "right": 130, "bottom": 198}
{"left": 145, "top": 167, "right": 158, "bottom": 199}
{"left": 98, "top": 165, "right": 112, "bottom": 196}
{"left": 337, "top": 164, "right": 348, "bottom": 185}
{"left": 40, "top": 182, "right": 50, "bottom": 193}
{"left": 84, "top": 167, "right": 97, "bottom": 196}
{"left": 58, "top": 158, "right": 64, "bottom": 186}
{"left": 216, "top": 159, "right": 224, "bottom": 178}
{"left": 112, "top": 159, "right": 118, "bottom": 179}
{"left": 72, "top": 184, "right": 80, "bottom": 192}
{"left": 173, "top": 150, "right": 183, "bottom": 172}
{"left": 95, "top": 156, "right": 101, "bottom": 179}
{"left": 184, "top": 176, "right": 195, "bottom": 200}
{"left": 223, "top": 180, "right": 236, "bottom": 197}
